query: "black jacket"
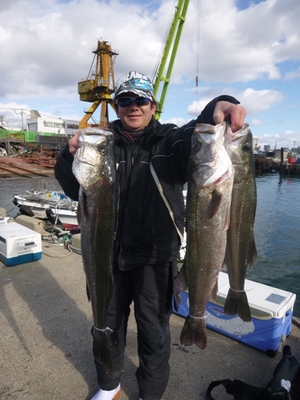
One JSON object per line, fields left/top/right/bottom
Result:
{"left": 54, "top": 95, "right": 239, "bottom": 269}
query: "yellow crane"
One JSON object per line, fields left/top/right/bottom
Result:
{"left": 78, "top": 41, "right": 118, "bottom": 129}
{"left": 78, "top": 0, "right": 190, "bottom": 127}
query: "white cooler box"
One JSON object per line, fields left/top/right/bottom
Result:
{"left": 173, "top": 271, "right": 296, "bottom": 356}
{"left": 0, "top": 219, "right": 42, "bottom": 266}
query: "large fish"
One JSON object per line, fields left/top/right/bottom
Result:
{"left": 179, "top": 122, "right": 234, "bottom": 350}
{"left": 72, "top": 127, "right": 115, "bottom": 371}
{"left": 223, "top": 123, "right": 257, "bottom": 322}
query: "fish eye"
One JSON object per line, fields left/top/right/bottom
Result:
{"left": 193, "top": 142, "right": 202, "bottom": 152}
{"left": 98, "top": 144, "right": 108, "bottom": 155}
{"left": 242, "top": 143, "right": 251, "bottom": 152}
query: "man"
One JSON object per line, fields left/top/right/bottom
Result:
{"left": 54, "top": 70, "right": 246, "bottom": 400}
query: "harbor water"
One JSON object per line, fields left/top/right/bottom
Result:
{"left": 246, "top": 173, "right": 300, "bottom": 318}
{"left": 0, "top": 173, "right": 299, "bottom": 317}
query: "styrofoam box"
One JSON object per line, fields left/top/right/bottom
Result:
{"left": 173, "top": 271, "right": 296, "bottom": 356}
{"left": 0, "top": 220, "right": 42, "bottom": 266}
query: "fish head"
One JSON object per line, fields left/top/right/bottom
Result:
{"left": 72, "top": 128, "right": 115, "bottom": 191}
{"left": 226, "top": 124, "right": 254, "bottom": 182}
{"left": 189, "top": 122, "right": 233, "bottom": 188}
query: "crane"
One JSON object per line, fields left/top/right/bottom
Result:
{"left": 152, "top": 0, "right": 190, "bottom": 120}
{"left": 78, "top": 41, "right": 118, "bottom": 129}
{"left": 78, "top": 0, "right": 190, "bottom": 127}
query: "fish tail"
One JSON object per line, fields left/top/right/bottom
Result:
{"left": 180, "top": 316, "right": 207, "bottom": 350}
{"left": 92, "top": 327, "right": 113, "bottom": 372}
{"left": 224, "top": 288, "right": 251, "bottom": 322}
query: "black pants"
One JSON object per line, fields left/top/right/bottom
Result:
{"left": 94, "top": 262, "right": 174, "bottom": 400}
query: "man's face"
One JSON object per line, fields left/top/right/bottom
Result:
{"left": 115, "top": 95, "right": 156, "bottom": 131}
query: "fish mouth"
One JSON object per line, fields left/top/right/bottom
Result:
{"left": 77, "top": 158, "right": 94, "bottom": 165}
{"left": 201, "top": 161, "right": 218, "bottom": 167}
{"left": 76, "top": 159, "right": 95, "bottom": 167}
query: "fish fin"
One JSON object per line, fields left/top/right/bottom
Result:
{"left": 92, "top": 327, "right": 112, "bottom": 372}
{"left": 221, "top": 260, "right": 228, "bottom": 272}
{"left": 86, "top": 283, "right": 91, "bottom": 302}
{"left": 180, "top": 316, "right": 207, "bottom": 350}
{"left": 224, "top": 198, "right": 232, "bottom": 230}
{"left": 247, "top": 239, "right": 258, "bottom": 268}
{"left": 224, "top": 289, "right": 251, "bottom": 322}
{"left": 77, "top": 202, "right": 81, "bottom": 226}
{"left": 207, "top": 191, "right": 222, "bottom": 219}
{"left": 173, "top": 262, "right": 182, "bottom": 312}
{"left": 210, "top": 281, "right": 218, "bottom": 301}
{"left": 178, "top": 261, "right": 188, "bottom": 291}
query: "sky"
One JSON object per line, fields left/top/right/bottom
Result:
{"left": 0, "top": 0, "right": 299, "bottom": 150}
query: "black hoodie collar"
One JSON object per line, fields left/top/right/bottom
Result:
{"left": 109, "top": 118, "right": 177, "bottom": 146}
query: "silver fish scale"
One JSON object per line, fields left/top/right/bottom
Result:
{"left": 224, "top": 124, "right": 257, "bottom": 323}
{"left": 179, "top": 123, "right": 234, "bottom": 350}
{"left": 72, "top": 127, "right": 116, "bottom": 372}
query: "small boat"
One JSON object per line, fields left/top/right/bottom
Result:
{"left": 13, "top": 189, "right": 79, "bottom": 232}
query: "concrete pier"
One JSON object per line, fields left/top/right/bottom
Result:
{"left": 0, "top": 220, "right": 299, "bottom": 400}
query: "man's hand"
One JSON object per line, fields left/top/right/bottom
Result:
{"left": 68, "top": 132, "right": 80, "bottom": 155}
{"left": 213, "top": 101, "right": 246, "bottom": 133}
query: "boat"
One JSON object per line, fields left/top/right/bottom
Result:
{"left": 13, "top": 189, "right": 79, "bottom": 232}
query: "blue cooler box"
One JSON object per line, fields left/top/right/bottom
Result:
{"left": 0, "top": 220, "right": 42, "bottom": 266}
{"left": 173, "top": 271, "right": 296, "bottom": 356}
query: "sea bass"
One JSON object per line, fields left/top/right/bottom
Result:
{"left": 179, "top": 122, "right": 234, "bottom": 350}
{"left": 223, "top": 123, "right": 257, "bottom": 322}
{"left": 72, "top": 127, "right": 115, "bottom": 371}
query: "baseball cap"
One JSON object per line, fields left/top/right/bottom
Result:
{"left": 114, "top": 71, "right": 154, "bottom": 101}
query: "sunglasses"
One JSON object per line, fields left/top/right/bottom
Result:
{"left": 116, "top": 97, "right": 151, "bottom": 107}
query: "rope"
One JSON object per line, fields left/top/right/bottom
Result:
{"left": 195, "top": 0, "right": 202, "bottom": 110}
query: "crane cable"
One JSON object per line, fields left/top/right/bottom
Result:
{"left": 195, "top": 0, "right": 202, "bottom": 111}
{"left": 151, "top": 0, "right": 177, "bottom": 84}
{"left": 87, "top": 53, "right": 96, "bottom": 80}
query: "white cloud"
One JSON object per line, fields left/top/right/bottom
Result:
{"left": 251, "top": 119, "right": 264, "bottom": 126}
{"left": 160, "top": 116, "right": 188, "bottom": 127}
{"left": 284, "top": 67, "right": 300, "bottom": 81}
{"left": 1, "top": 0, "right": 299, "bottom": 97}
{"left": 240, "top": 88, "right": 284, "bottom": 114}
{"left": 0, "top": 0, "right": 299, "bottom": 147}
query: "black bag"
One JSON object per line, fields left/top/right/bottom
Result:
{"left": 206, "top": 345, "right": 300, "bottom": 400}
